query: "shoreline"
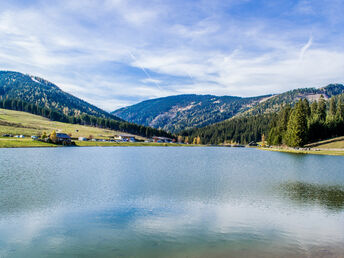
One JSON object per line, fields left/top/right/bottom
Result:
{"left": 0, "top": 138, "right": 206, "bottom": 148}
{"left": 1, "top": 138, "right": 344, "bottom": 156}
{"left": 259, "top": 147, "right": 344, "bottom": 156}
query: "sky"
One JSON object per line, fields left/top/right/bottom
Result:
{"left": 0, "top": 0, "right": 344, "bottom": 111}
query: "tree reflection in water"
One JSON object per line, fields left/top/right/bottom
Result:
{"left": 281, "top": 182, "right": 344, "bottom": 211}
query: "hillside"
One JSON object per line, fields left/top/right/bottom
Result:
{"left": 0, "top": 108, "right": 142, "bottom": 140}
{"left": 0, "top": 71, "right": 120, "bottom": 120}
{"left": 305, "top": 136, "right": 344, "bottom": 149}
{"left": 113, "top": 84, "right": 344, "bottom": 133}
{"left": 112, "top": 94, "right": 270, "bottom": 132}
{"left": 181, "top": 92, "right": 344, "bottom": 146}
{"left": 244, "top": 84, "right": 344, "bottom": 116}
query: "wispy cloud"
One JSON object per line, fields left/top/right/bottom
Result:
{"left": 0, "top": 0, "right": 344, "bottom": 110}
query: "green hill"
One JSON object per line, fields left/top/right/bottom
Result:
{"left": 0, "top": 108, "right": 152, "bottom": 148}
{"left": 0, "top": 71, "right": 120, "bottom": 120}
{"left": 112, "top": 94, "right": 270, "bottom": 132}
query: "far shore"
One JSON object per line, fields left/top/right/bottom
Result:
{"left": 2, "top": 137, "right": 344, "bottom": 156}
{"left": 259, "top": 146, "right": 344, "bottom": 156}
{"left": 0, "top": 138, "right": 206, "bottom": 148}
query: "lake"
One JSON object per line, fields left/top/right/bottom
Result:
{"left": 0, "top": 147, "right": 344, "bottom": 257}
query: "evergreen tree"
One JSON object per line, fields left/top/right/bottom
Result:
{"left": 284, "top": 101, "right": 308, "bottom": 147}
{"left": 317, "top": 95, "right": 327, "bottom": 122}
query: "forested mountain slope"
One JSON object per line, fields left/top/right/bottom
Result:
{"left": 113, "top": 84, "right": 344, "bottom": 133}
{"left": 112, "top": 94, "right": 271, "bottom": 132}
{"left": 244, "top": 84, "right": 344, "bottom": 116}
{"left": 0, "top": 71, "right": 120, "bottom": 120}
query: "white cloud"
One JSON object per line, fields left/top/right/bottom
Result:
{"left": 0, "top": 0, "right": 343, "bottom": 111}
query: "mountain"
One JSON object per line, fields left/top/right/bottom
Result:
{"left": 0, "top": 71, "right": 120, "bottom": 120}
{"left": 112, "top": 94, "right": 271, "bottom": 132}
{"left": 181, "top": 92, "right": 344, "bottom": 146}
{"left": 112, "top": 84, "right": 344, "bottom": 133}
{"left": 244, "top": 84, "right": 344, "bottom": 116}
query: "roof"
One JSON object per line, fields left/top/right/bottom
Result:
{"left": 56, "top": 133, "right": 71, "bottom": 139}
{"left": 116, "top": 134, "right": 134, "bottom": 137}
{"left": 152, "top": 136, "right": 172, "bottom": 140}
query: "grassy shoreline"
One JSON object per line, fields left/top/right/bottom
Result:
{"left": 259, "top": 147, "right": 344, "bottom": 156}
{"left": 0, "top": 138, "right": 204, "bottom": 148}
{"left": 1, "top": 137, "right": 344, "bottom": 156}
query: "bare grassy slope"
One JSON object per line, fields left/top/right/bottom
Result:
{"left": 0, "top": 108, "right": 142, "bottom": 139}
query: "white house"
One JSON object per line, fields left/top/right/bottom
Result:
{"left": 114, "top": 134, "right": 136, "bottom": 142}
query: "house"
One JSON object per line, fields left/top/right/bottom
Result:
{"left": 78, "top": 137, "right": 88, "bottom": 141}
{"left": 152, "top": 136, "right": 173, "bottom": 143}
{"left": 56, "top": 133, "right": 71, "bottom": 143}
{"left": 114, "top": 134, "right": 136, "bottom": 142}
{"left": 248, "top": 141, "right": 258, "bottom": 147}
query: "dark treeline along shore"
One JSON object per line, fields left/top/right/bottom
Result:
{"left": 181, "top": 93, "right": 344, "bottom": 147}
{"left": 268, "top": 94, "right": 344, "bottom": 147}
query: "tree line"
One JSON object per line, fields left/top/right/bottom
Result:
{"left": 0, "top": 97, "right": 173, "bottom": 139}
{"left": 180, "top": 113, "right": 274, "bottom": 145}
{"left": 181, "top": 94, "right": 344, "bottom": 147}
{"left": 268, "top": 94, "right": 344, "bottom": 147}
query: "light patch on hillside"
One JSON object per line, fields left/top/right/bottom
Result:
{"left": 304, "top": 94, "right": 329, "bottom": 101}
{"left": 30, "top": 76, "right": 42, "bottom": 85}
{"left": 259, "top": 95, "right": 275, "bottom": 103}
{"left": 175, "top": 104, "right": 196, "bottom": 112}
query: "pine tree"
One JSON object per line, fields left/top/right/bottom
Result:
{"left": 335, "top": 98, "right": 344, "bottom": 121}
{"left": 301, "top": 99, "right": 311, "bottom": 118}
{"left": 310, "top": 101, "right": 318, "bottom": 119}
{"left": 329, "top": 97, "right": 337, "bottom": 117}
{"left": 317, "top": 95, "right": 327, "bottom": 122}
{"left": 284, "top": 101, "right": 308, "bottom": 147}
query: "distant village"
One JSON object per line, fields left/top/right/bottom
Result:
{"left": 2, "top": 131, "right": 175, "bottom": 145}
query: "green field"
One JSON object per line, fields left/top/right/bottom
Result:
{"left": 0, "top": 138, "right": 186, "bottom": 148}
{"left": 0, "top": 137, "right": 56, "bottom": 148}
{"left": 0, "top": 108, "right": 144, "bottom": 140}
{"left": 305, "top": 136, "right": 344, "bottom": 149}
{"left": 0, "top": 108, "right": 193, "bottom": 148}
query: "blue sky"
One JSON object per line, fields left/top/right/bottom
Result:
{"left": 1, "top": 0, "right": 344, "bottom": 110}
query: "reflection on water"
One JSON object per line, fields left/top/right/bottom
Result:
{"left": 281, "top": 182, "right": 344, "bottom": 211}
{"left": 0, "top": 147, "right": 344, "bottom": 257}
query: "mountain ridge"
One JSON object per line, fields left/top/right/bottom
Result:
{"left": 112, "top": 94, "right": 271, "bottom": 132}
{"left": 112, "top": 84, "right": 344, "bottom": 133}
{"left": 0, "top": 71, "right": 121, "bottom": 120}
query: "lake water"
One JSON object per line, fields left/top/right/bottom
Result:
{"left": 0, "top": 147, "right": 344, "bottom": 257}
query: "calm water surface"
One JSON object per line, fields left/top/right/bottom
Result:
{"left": 0, "top": 147, "right": 344, "bottom": 257}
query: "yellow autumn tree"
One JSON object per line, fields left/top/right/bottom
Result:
{"left": 193, "top": 137, "right": 197, "bottom": 144}
{"left": 177, "top": 135, "right": 183, "bottom": 143}
{"left": 50, "top": 130, "right": 57, "bottom": 143}
{"left": 261, "top": 134, "right": 266, "bottom": 147}
{"left": 184, "top": 136, "right": 189, "bottom": 144}
{"left": 196, "top": 136, "right": 201, "bottom": 145}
